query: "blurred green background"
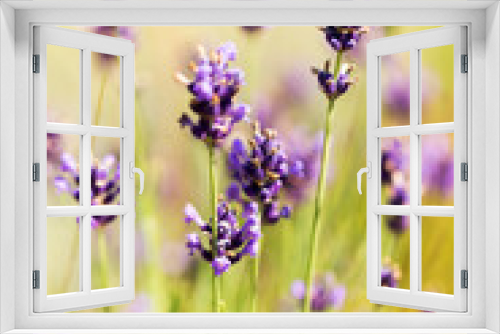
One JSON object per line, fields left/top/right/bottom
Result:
{"left": 45, "top": 25, "right": 455, "bottom": 313}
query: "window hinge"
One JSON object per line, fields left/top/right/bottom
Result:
{"left": 33, "top": 163, "right": 40, "bottom": 182}
{"left": 33, "top": 270, "right": 40, "bottom": 289}
{"left": 461, "top": 270, "right": 468, "bottom": 289}
{"left": 461, "top": 54, "right": 468, "bottom": 73}
{"left": 33, "top": 54, "right": 40, "bottom": 73}
{"left": 461, "top": 162, "right": 468, "bottom": 181}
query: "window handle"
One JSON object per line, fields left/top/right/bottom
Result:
{"left": 357, "top": 162, "right": 372, "bottom": 195}
{"left": 129, "top": 162, "right": 144, "bottom": 195}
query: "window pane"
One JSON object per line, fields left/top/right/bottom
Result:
{"left": 91, "top": 137, "right": 121, "bottom": 206}
{"left": 421, "top": 216, "right": 454, "bottom": 295}
{"left": 380, "top": 215, "right": 410, "bottom": 290}
{"left": 91, "top": 216, "right": 121, "bottom": 290}
{"left": 421, "top": 45, "right": 454, "bottom": 124}
{"left": 380, "top": 51, "right": 410, "bottom": 127}
{"left": 47, "top": 216, "right": 80, "bottom": 295}
{"left": 47, "top": 45, "right": 81, "bottom": 124}
{"left": 47, "top": 133, "right": 81, "bottom": 206}
{"left": 92, "top": 52, "right": 121, "bottom": 127}
{"left": 381, "top": 137, "right": 410, "bottom": 205}
{"left": 421, "top": 133, "right": 454, "bottom": 206}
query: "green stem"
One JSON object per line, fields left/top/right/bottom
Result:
{"left": 251, "top": 228, "right": 262, "bottom": 312}
{"left": 303, "top": 51, "right": 343, "bottom": 313}
{"left": 208, "top": 144, "right": 221, "bottom": 313}
{"left": 98, "top": 229, "right": 111, "bottom": 312}
{"left": 91, "top": 72, "right": 109, "bottom": 148}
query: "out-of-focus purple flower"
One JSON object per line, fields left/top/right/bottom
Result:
{"left": 383, "top": 72, "right": 410, "bottom": 119}
{"left": 54, "top": 152, "right": 120, "bottom": 228}
{"left": 320, "top": 26, "right": 369, "bottom": 52}
{"left": 282, "top": 131, "right": 327, "bottom": 205}
{"left": 312, "top": 61, "right": 357, "bottom": 101}
{"left": 226, "top": 123, "right": 304, "bottom": 225}
{"left": 381, "top": 139, "right": 408, "bottom": 187}
{"left": 47, "top": 133, "right": 62, "bottom": 165}
{"left": 176, "top": 42, "right": 250, "bottom": 147}
{"left": 290, "top": 273, "right": 346, "bottom": 312}
{"left": 381, "top": 259, "right": 402, "bottom": 288}
{"left": 240, "top": 26, "right": 267, "bottom": 35}
{"left": 91, "top": 26, "right": 135, "bottom": 65}
{"left": 161, "top": 241, "right": 194, "bottom": 277}
{"left": 421, "top": 134, "right": 454, "bottom": 196}
{"left": 125, "top": 293, "right": 152, "bottom": 312}
{"left": 256, "top": 66, "right": 313, "bottom": 130}
{"left": 184, "top": 197, "right": 261, "bottom": 276}
{"left": 385, "top": 188, "right": 409, "bottom": 235}
{"left": 349, "top": 26, "right": 385, "bottom": 63}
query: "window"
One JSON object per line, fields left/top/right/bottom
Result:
{"left": 33, "top": 26, "right": 139, "bottom": 312}
{"left": 2, "top": 2, "right": 495, "bottom": 332}
{"left": 364, "top": 26, "right": 467, "bottom": 312}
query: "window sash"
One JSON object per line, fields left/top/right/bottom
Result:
{"left": 32, "top": 26, "right": 136, "bottom": 313}
{"left": 366, "top": 26, "right": 468, "bottom": 312}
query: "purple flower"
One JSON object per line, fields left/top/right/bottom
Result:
{"left": 47, "top": 133, "right": 62, "bottom": 165}
{"left": 54, "top": 152, "right": 120, "bottom": 228}
{"left": 290, "top": 273, "right": 346, "bottom": 312}
{"left": 382, "top": 71, "right": 410, "bottom": 120}
{"left": 161, "top": 242, "right": 194, "bottom": 277}
{"left": 385, "top": 190, "right": 409, "bottom": 235}
{"left": 125, "top": 293, "right": 152, "bottom": 312}
{"left": 381, "top": 259, "right": 402, "bottom": 288}
{"left": 282, "top": 131, "right": 329, "bottom": 205}
{"left": 320, "top": 26, "right": 369, "bottom": 52}
{"left": 184, "top": 197, "right": 261, "bottom": 276}
{"left": 381, "top": 139, "right": 408, "bottom": 187}
{"left": 312, "top": 61, "right": 356, "bottom": 101}
{"left": 226, "top": 123, "right": 304, "bottom": 225}
{"left": 421, "top": 134, "right": 454, "bottom": 196}
{"left": 176, "top": 42, "right": 250, "bottom": 147}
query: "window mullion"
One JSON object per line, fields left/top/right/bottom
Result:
{"left": 409, "top": 47, "right": 420, "bottom": 294}
{"left": 81, "top": 48, "right": 92, "bottom": 294}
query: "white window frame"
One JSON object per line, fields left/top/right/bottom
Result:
{"left": 0, "top": 1, "right": 499, "bottom": 333}
{"left": 365, "top": 26, "right": 467, "bottom": 312}
{"left": 32, "top": 26, "right": 136, "bottom": 312}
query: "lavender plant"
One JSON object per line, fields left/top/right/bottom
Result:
{"left": 55, "top": 152, "right": 120, "bottom": 223}
{"left": 226, "top": 122, "right": 304, "bottom": 311}
{"left": 282, "top": 131, "right": 324, "bottom": 206}
{"left": 53, "top": 151, "right": 119, "bottom": 312}
{"left": 184, "top": 198, "right": 261, "bottom": 276}
{"left": 176, "top": 41, "right": 249, "bottom": 312}
{"left": 381, "top": 258, "right": 402, "bottom": 288}
{"left": 290, "top": 273, "right": 346, "bottom": 312}
{"left": 302, "top": 26, "right": 368, "bottom": 312}
{"left": 381, "top": 139, "right": 410, "bottom": 235}
{"left": 227, "top": 122, "right": 304, "bottom": 225}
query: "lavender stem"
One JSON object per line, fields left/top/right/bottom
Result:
{"left": 303, "top": 51, "right": 343, "bottom": 313}
{"left": 98, "top": 230, "right": 111, "bottom": 312}
{"left": 208, "top": 144, "right": 221, "bottom": 312}
{"left": 251, "top": 222, "right": 262, "bottom": 312}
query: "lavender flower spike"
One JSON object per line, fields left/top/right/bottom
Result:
{"left": 176, "top": 42, "right": 250, "bottom": 147}
{"left": 184, "top": 196, "right": 261, "bottom": 277}
{"left": 226, "top": 122, "right": 304, "bottom": 225}
{"left": 319, "top": 26, "right": 369, "bottom": 52}
{"left": 54, "top": 151, "right": 120, "bottom": 229}
{"left": 312, "top": 61, "right": 357, "bottom": 101}
{"left": 381, "top": 258, "right": 402, "bottom": 288}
